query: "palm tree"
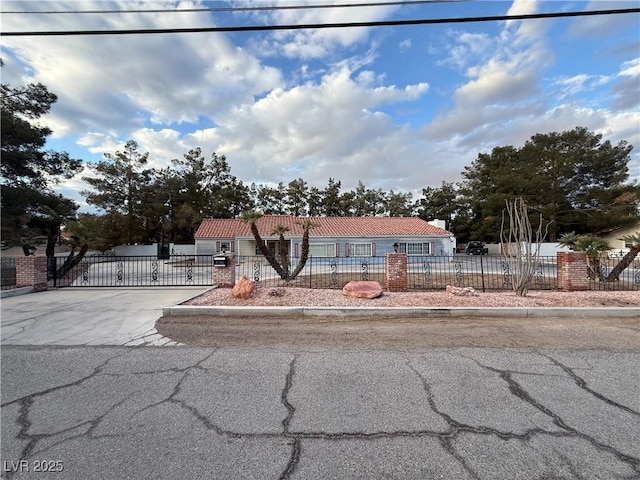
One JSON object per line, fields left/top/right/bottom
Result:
{"left": 558, "top": 232, "right": 610, "bottom": 279}
{"left": 557, "top": 232, "right": 581, "bottom": 251}
{"left": 605, "top": 232, "right": 640, "bottom": 281}
{"left": 239, "top": 210, "right": 287, "bottom": 279}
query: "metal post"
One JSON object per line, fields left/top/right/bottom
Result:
{"left": 480, "top": 254, "right": 485, "bottom": 293}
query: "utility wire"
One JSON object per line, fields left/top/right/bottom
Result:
{"left": 3, "top": 0, "right": 466, "bottom": 15}
{"left": 1, "top": 8, "right": 638, "bottom": 37}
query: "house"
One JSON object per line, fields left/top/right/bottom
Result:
{"left": 600, "top": 223, "right": 640, "bottom": 255}
{"left": 194, "top": 215, "right": 455, "bottom": 259}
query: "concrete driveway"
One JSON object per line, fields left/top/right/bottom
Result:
{"left": 0, "top": 288, "right": 209, "bottom": 346}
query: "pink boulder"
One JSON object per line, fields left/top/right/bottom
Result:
{"left": 232, "top": 275, "right": 256, "bottom": 299}
{"left": 342, "top": 281, "right": 383, "bottom": 299}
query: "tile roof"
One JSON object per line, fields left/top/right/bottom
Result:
{"left": 195, "top": 215, "right": 450, "bottom": 238}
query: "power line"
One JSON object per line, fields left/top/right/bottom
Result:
{"left": 1, "top": 8, "right": 638, "bottom": 37}
{"left": 3, "top": 0, "right": 465, "bottom": 15}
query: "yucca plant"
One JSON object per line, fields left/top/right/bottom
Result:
{"left": 239, "top": 212, "right": 317, "bottom": 281}
{"left": 605, "top": 232, "right": 640, "bottom": 281}
{"left": 271, "top": 225, "right": 291, "bottom": 279}
{"left": 289, "top": 219, "right": 319, "bottom": 280}
{"left": 239, "top": 210, "right": 287, "bottom": 279}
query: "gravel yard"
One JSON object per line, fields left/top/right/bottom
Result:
{"left": 183, "top": 286, "right": 640, "bottom": 308}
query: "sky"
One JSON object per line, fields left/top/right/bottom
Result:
{"left": 1, "top": 0, "right": 639, "bottom": 213}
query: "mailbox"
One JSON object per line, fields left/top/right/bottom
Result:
{"left": 213, "top": 256, "right": 228, "bottom": 268}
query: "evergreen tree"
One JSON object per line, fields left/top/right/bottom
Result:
{"left": 1, "top": 76, "right": 82, "bottom": 247}
{"left": 82, "top": 140, "right": 151, "bottom": 245}
{"left": 386, "top": 191, "right": 414, "bottom": 217}
{"left": 322, "top": 178, "right": 342, "bottom": 216}
{"left": 459, "top": 128, "right": 638, "bottom": 242}
{"left": 286, "top": 178, "right": 308, "bottom": 216}
{"left": 416, "top": 181, "right": 459, "bottom": 222}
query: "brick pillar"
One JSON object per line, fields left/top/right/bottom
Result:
{"left": 385, "top": 253, "right": 407, "bottom": 292}
{"left": 557, "top": 252, "right": 589, "bottom": 292}
{"left": 212, "top": 254, "right": 236, "bottom": 287}
{"left": 15, "top": 256, "right": 48, "bottom": 291}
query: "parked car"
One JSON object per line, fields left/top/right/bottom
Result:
{"left": 466, "top": 241, "right": 488, "bottom": 255}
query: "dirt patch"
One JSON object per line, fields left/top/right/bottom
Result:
{"left": 157, "top": 314, "right": 640, "bottom": 351}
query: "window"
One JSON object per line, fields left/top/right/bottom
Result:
{"left": 219, "top": 241, "right": 231, "bottom": 253}
{"left": 350, "top": 243, "right": 372, "bottom": 257}
{"left": 398, "top": 242, "right": 431, "bottom": 255}
{"left": 309, "top": 243, "right": 336, "bottom": 257}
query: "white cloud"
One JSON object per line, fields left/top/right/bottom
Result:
{"left": 456, "top": 62, "right": 538, "bottom": 107}
{"left": 609, "top": 57, "right": 640, "bottom": 112}
{"left": 436, "top": 31, "right": 496, "bottom": 70}
{"left": 70, "top": 61, "right": 432, "bottom": 194}
{"left": 250, "top": 0, "right": 400, "bottom": 60}
{"left": 618, "top": 57, "right": 640, "bottom": 77}
{"left": 504, "top": 0, "right": 548, "bottom": 43}
{"left": 426, "top": 7, "right": 550, "bottom": 139}
{"left": 552, "top": 74, "right": 612, "bottom": 100}
{"left": 2, "top": 0, "right": 283, "bottom": 137}
{"left": 568, "top": 1, "right": 640, "bottom": 37}
{"left": 399, "top": 39, "right": 411, "bottom": 52}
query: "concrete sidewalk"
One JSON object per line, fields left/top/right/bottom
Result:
{"left": 0, "top": 288, "right": 208, "bottom": 346}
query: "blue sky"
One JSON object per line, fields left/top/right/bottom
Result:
{"left": 2, "top": 1, "right": 639, "bottom": 212}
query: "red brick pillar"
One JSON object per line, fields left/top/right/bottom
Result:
{"left": 15, "top": 256, "right": 48, "bottom": 291}
{"left": 212, "top": 254, "right": 236, "bottom": 287}
{"left": 385, "top": 253, "right": 407, "bottom": 292}
{"left": 557, "top": 252, "right": 589, "bottom": 292}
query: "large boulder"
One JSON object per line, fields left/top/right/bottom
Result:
{"left": 446, "top": 285, "right": 480, "bottom": 297}
{"left": 342, "top": 280, "right": 383, "bottom": 299}
{"left": 232, "top": 275, "right": 256, "bottom": 299}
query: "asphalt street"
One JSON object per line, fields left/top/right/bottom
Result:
{"left": 1, "top": 289, "right": 639, "bottom": 479}
{"left": 1, "top": 346, "right": 639, "bottom": 479}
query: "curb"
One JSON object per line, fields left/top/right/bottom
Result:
{"left": 162, "top": 305, "right": 640, "bottom": 319}
{"left": 0, "top": 287, "right": 35, "bottom": 299}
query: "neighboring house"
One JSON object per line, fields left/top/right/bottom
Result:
{"left": 194, "top": 215, "right": 455, "bottom": 259}
{"left": 600, "top": 223, "right": 640, "bottom": 254}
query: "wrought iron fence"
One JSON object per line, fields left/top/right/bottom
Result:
{"left": 237, "top": 255, "right": 551, "bottom": 291}
{"left": 407, "top": 255, "right": 559, "bottom": 291}
{"left": 235, "top": 255, "right": 386, "bottom": 289}
{"left": 235, "top": 254, "right": 639, "bottom": 291}
{"left": 588, "top": 255, "right": 640, "bottom": 291}
{"left": 51, "top": 254, "right": 216, "bottom": 287}
{"left": 40, "top": 252, "right": 639, "bottom": 290}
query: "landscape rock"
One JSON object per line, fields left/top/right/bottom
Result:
{"left": 342, "top": 281, "right": 383, "bottom": 299}
{"left": 231, "top": 275, "right": 256, "bottom": 299}
{"left": 446, "top": 285, "right": 480, "bottom": 297}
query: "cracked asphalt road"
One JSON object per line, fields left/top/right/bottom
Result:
{"left": 2, "top": 345, "right": 639, "bottom": 479}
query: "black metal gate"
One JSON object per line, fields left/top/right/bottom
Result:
{"left": 52, "top": 255, "right": 215, "bottom": 287}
